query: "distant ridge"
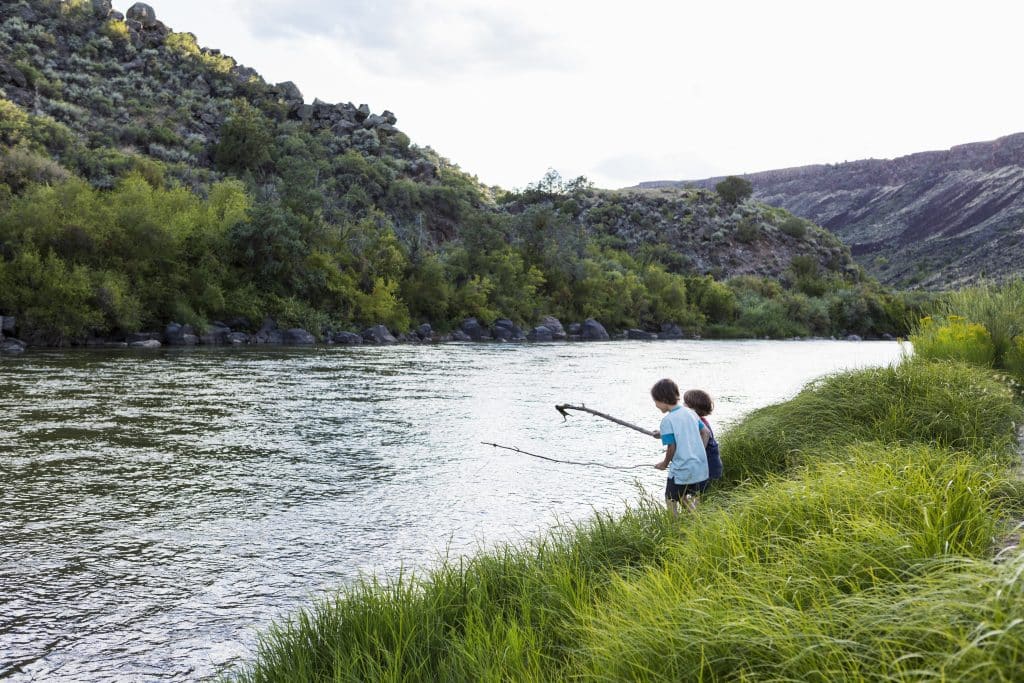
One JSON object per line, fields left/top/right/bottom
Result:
{"left": 637, "top": 133, "right": 1024, "bottom": 288}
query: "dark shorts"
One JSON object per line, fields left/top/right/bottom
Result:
{"left": 665, "top": 477, "right": 709, "bottom": 500}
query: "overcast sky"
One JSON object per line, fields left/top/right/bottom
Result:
{"left": 113, "top": 0, "right": 1024, "bottom": 190}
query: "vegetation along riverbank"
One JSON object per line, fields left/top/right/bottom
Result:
{"left": 227, "top": 280, "right": 1024, "bottom": 681}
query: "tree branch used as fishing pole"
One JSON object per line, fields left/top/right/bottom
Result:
{"left": 481, "top": 442, "right": 650, "bottom": 470}
{"left": 554, "top": 403, "right": 658, "bottom": 438}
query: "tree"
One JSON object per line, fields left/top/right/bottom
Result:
{"left": 715, "top": 176, "right": 753, "bottom": 205}
{"left": 214, "top": 100, "right": 274, "bottom": 175}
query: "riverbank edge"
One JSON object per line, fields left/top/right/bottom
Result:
{"left": 0, "top": 313, "right": 893, "bottom": 354}
{"left": 226, "top": 356, "right": 1024, "bottom": 681}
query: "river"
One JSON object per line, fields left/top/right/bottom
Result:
{"left": 0, "top": 339, "right": 905, "bottom": 680}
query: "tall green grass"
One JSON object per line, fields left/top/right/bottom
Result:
{"left": 228, "top": 358, "right": 1024, "bottom": 682}
{"left": 719, "top": 358, "right": 1020, "bottom": 482}
{"left": 913, "top": 278, "right": 1024, "bottom": 370}
{"left": 575, "top": 443, "right": 1020, "bottom": 681}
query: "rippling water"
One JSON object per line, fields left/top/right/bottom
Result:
{"left": 0, "top": 340, "right": 905, "bottom": 680}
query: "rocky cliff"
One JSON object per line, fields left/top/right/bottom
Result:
{"left": 639, "top": 134, "right": 1024, "bottom": 288}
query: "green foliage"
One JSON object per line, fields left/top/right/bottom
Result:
{"left": 0, "top": 98, "right": 29, "bottom": 145}
{"left": 927, "top": 279, "right": 1024, "bottom": 366}
{"left": 0, "top": 173, "right": 254, "bottom": 341}
{"left": 1004, "top": 335, "right": 1024, "bottom": 380}
{"left": 354, "top": 277, "right": 410, "bottom": 332}
{"left": 686, "top": 275, "right": 739, "bottom": 324}
{"left": 0, "top": 248, "right": 103, "bottom": 343}
{"left": 99, "top": 18, "right": 130, "bottom": 43}
{"left": 735, "top": 216, "right": 759, "bottom": 242}
{"left": 911, "top": 315, "right": 996, "bottom": 366}
{"left": 779, "top": 215, "right": 808, "bottom": 238}
{"left": 400, "top": 253, "right": 453, "bottom": 324}
{"left": 715, "top": 175, "right": 753, "bottom": 205}
{"left": 215, "top": 100, "right": 275, "bottom": 174}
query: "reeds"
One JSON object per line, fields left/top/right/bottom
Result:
{"left": 914, "top": 278, "right": 1024, "bottom": 370}
{"left": 228, "top": 357, "right": 1024, "bottom": 682}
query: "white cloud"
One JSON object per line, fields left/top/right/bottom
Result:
{"left": 236, "top": 0, "right": 572, "bottom": 77}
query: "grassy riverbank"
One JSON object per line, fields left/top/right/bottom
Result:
{"left": 229, "top": 353, "right": 1024, "bottom": 681}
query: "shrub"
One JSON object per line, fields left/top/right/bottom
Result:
{"left": 1004, "top": 335, "right": 1024, "bottom": 380}
{"left": 0, "top": 98, "right": 29, "bottom": 144}
{"left": 214, "top": 100, "right": 274, "bottom": 174}
{"left": 929, "top": 279, "right": 1024, "bottom": 366}
{"left": 779, "top": 215, "right": 808, "bottom": 238}
{"left": 715, "top": 175, "right": 753, "bottom": 205}
{"left": 735, "top": 216, "right": 759, "bottom": 243}
{"left": 911, "top": 315, "right": 996, "bottom": 366}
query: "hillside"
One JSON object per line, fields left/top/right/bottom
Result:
{"left": 639, "top": 134, "right": 1024, "bottom": 289}
{"left": 0, "top": 1, "right": 915, "bottom": 347}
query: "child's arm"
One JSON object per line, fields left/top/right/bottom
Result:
{"left": 655, "top": 443, "right": 675, "bottom": 470}
{"left": 700, "top": 422, "right": 710, "bottom": 447}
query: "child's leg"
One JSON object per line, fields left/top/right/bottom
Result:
{"left": 682, "top": 494, "right": 698, "bottom": 512}
{"left": 665, "top": 497, "right": 679, "bottom": 516}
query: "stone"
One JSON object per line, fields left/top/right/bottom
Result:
{"left": 332, "top": 331, "right": 363, "bottom": 345}
{"left": 361, "top": 324, "right": 396, "bottom": 344}
{"left": 283, "top": 328, "right": 316, "bottom": 345}
{"left": 538, "top": 316, "right": 567, "bottom": 340}
{"left": 450, "top": 329, "right": 472, "bottom": 342}
{"left": 362, "top": 113, "right": 390, "bottom": 129}
{"left": 527, "top": 326, "right": 553, "bottom": 342}
{"left": 1, "top": 316, "right": 15, "bottom": 335}
{"left": 226, "top": 332, "right": 249, "bottom": 345}
{"left": 491, "top": 319, "right": 514, "bottom": 341}
{"left": 355, "top": 104, "right": 370, "bottom": 122}
{"left": 381, "top": 110, "right": 398, "bottom": 125}
{"left": 129, "top": 339, "right": 161, "bottom": 349}
{"left": 845, "top": 334, "right": 863, "bottom": 342}
{"left": 254, "top": 329, "right": 284, "bottom": 344}
{"left": 627, "top": 329, "right": 656, "bottom": 340}
{"left": 91, "top": 0, "right": 113, "bottom": 17}
{"left": 659, "top": 323, "right": 684, "bottom": 339}
{"left": 331, "top": 120, "right": 358, "bottom": 135}
{"left": 460, "top": 318, "right": 487, "bottom": 341}
{"left": 567, "top": 322, "right": 582, "bottom": 336}
{"left": 0, "top": 338, "right": 26, "bottom": 354}
{"left": 254, "top": 317, "right": 283, "bottom": 344}
{"left": 200, "top": 323, "right": 230, "bottom": 345}
{"left": 416, "top": 323, "right": 433, "bottom": 340}
{"left": 127, "top": 331, "right": 161, "bottom": 344}
{"left": 581, "top": 318, "right": 610, "bottom": 341}
{"left": 164, "top": 323, "right": 198, "bottom": 346}
{"left": 126, "top": 2, "right": 158, "bottom": 28}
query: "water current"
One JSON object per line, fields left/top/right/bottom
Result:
{"left": 0, "top": 340, "right": 905, "bottom": 680}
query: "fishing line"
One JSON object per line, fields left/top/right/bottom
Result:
{"left": 481, "top": 442, "right": 651, "bottom": 470}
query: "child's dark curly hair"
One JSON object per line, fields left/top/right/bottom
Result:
{"left": 683, "top": 389, "right": 714, "bottom": 416}
{"left": 651, "top": 378, "right": 680, "bottom": 405}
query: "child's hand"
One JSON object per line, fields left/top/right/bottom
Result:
{"left": 654, "top": 462, "right": 667, "bottom": 470}
{"left": 653, "top": 430, "right": 660, "bottom": 439}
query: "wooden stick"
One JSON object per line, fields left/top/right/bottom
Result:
{"left": 555, "top": 403, "right": 658, "bottom": 438}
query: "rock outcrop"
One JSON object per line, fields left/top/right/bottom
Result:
{"left": 641, "top": 133, "right": 1024, "bottom": 288}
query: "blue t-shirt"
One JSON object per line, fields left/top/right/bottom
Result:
{"left": 660, "top": 406, "right": 709, "bottom": 485}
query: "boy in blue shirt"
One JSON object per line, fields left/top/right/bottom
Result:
{"left": 651, "top": 378, "right": 709, "bottom": 514}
